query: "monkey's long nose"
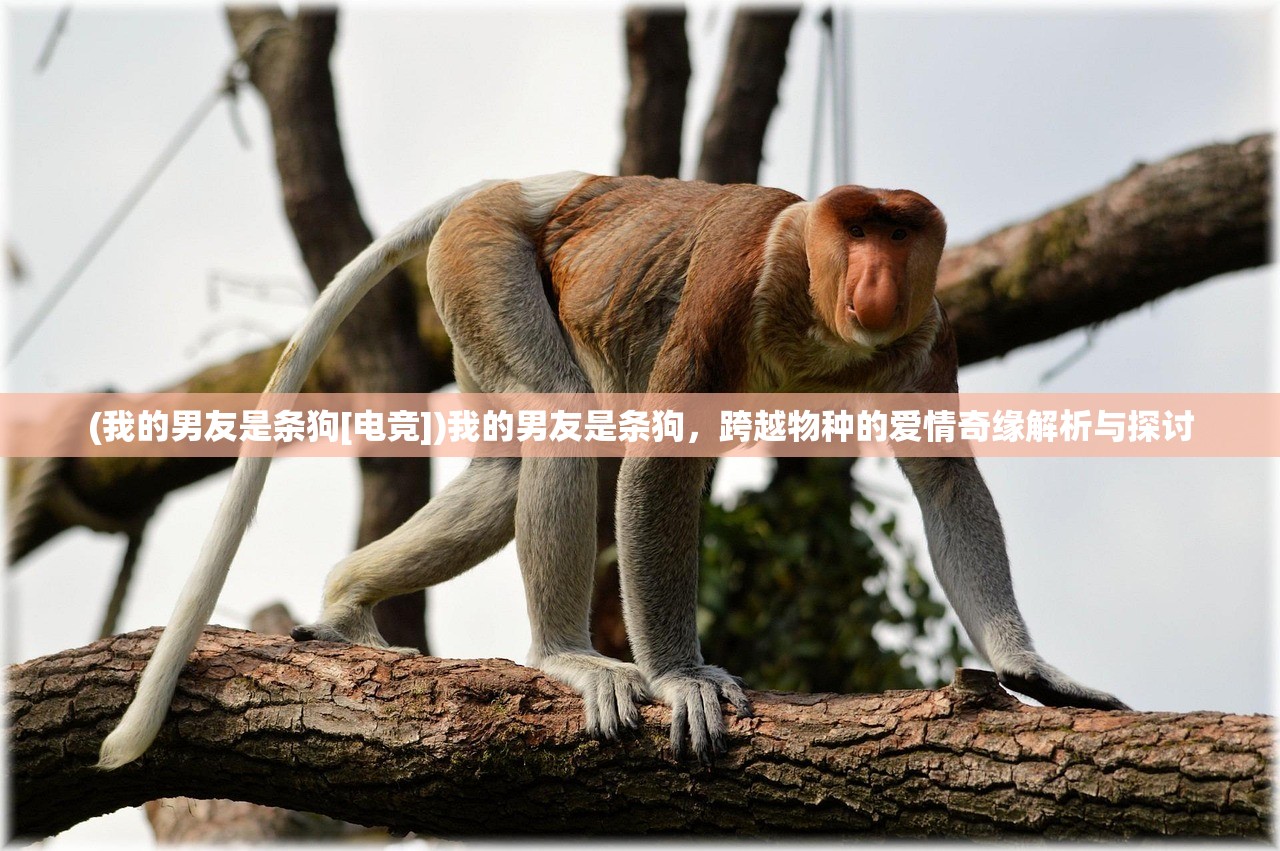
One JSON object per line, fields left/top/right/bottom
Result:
{"left": 849, "top": 268, "right": 899, "bottom": 332}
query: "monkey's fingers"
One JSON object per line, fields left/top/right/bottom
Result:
{"left": 697, "top": 680, "right": 729, "bottom": 756}
{"left": 290, "top": 620, "right": 421, "bottom": 656}
{"left": 541, "top": 654, "right": 649, "bottom": 742}
{"left": 614, "top": 677, "right": 646, "bottom": 731}
{"left": 711, "top": 670, "right": 747, "bottom": 716}
{"left": 724, "top": 682, "right": 754, "bottom": 718}
{"left": 673, "top": 685, "right": 724, "bottom": 765}
{"left": 697, "top": 665, "right": 754, "bottom": 718}
{"left": 290, "top": 623, "right": 341, "bottom": 643}
{"left": 669, "top": 698, "right": 691, "bottom": 761}
{"left": 585, "top": 679, "right": 623, "bottom": 740}
{"left": 654, "top": 668, "right": 738, "bottom": 763}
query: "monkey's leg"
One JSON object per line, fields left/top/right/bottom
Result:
{"left": 616, "top": 455, "right": 752, "bottom": 762}
{"left": 517, "top": 454, "right": 650, "bottom": 739}
{"left": 422, "top": 196, "right": 650, "bottom": 739}
{"left": 899, "top": 456, "right": 1128, "bottom": 710}
{"left": 292, "top": 456, "right": 519, "bottom": 650}
{"left": 494, "top": 344, "right": 650, "bottom": 738}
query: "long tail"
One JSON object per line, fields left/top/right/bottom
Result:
{"left": 96, "top": 178, "right": 500, "bottom": 770}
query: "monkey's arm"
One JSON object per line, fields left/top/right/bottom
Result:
{"left": 615, "top": 453, "right": 753, "bottom": 761}
{"left": 898, "top": 455, "right": 1128, "bottom": 710}
{"left": 608, "top": 212, "right": 769, "bottom": 760}
{"left": 611, "top": 395, "right": 758, "bottom": 762}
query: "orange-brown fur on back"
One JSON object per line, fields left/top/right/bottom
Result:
{"left": 540, "top": 176, "right": 799, "bottom": 393}
{"left": 425, "top": 174, "right": 1128, "bottom": 753}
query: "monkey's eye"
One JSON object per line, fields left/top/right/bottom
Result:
{"left": 891, "top": 228, "right": 908, "bottom": 241}
{"left": 849, "top": 225, "right": 865, "bottom": 238}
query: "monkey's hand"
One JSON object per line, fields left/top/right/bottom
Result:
{"left": 997, "top": 657, "right": 1129, "bottom": 711}
{"left": 537, "top": 652, "right": 651, "bottom": 740}
{"left": 649, "top": 665, "right": 753, "bottom": 763}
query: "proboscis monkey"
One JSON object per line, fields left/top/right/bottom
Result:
{"left": 98, "top": 172, "right": 1125, "bottom": 768}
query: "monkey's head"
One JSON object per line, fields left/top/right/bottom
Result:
{"left": 805, "top": 185, "right": 947, "bottom": 349}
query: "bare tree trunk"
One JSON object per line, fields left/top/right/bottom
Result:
{"left": 696, "top": 9, "right": 800, "bottom": 184}
{"left": 7, "top": 135, "right": 1271, "bottom": 562}
{"left": 619, "top": 8, "right": 690, "bottom": 178}
{"left": 11, "top": 628, "right": 1271, "bottom": 839}
{"left": 224, "top": 7, "right": 431, "bottom": 650}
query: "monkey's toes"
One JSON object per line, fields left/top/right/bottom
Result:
{"left": 582, "top": 665, "right": 649, "bottom": 740}
{"left": 290, "top": 623, "right": 344, "bottom": 643}
{"left": 1000, "top": 668, "right": 1129, "bottom": 711}
{"left": 536, "top": 652, "right": 650, "bottom": 742}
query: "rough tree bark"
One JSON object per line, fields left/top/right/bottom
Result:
{"left": 696, "top": 9, "right": 800, "bottom": 184}
{"left": 216, "top": 8, "right": 431, "bottom": 649}
{"left": 7, "top": 133, "right": 1270, "bottom": 564}
{"left": 938, "top": 133, "right": 1272, "bottom": 364}
{"left": 142, "top": 604, "right": 366, "bottom": 842}
{"left": 619, "top": 8, "right": 690, "bottom": 178}
{"left": 10, "top": 627, "right": 1270, "bottom": 839}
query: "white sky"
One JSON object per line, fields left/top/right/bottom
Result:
{"left": 4, "top": 4, "right": 1274, "bottom": 844}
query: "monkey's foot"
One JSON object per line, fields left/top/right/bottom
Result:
{"left": 998, "top": 660, "right": 1128, "bottom": 711}
{"left": 290, "top": 610, "right": 421, "bottom": 656}
{"left": 649, "top": 665, "right": 753, "bottom": 763}
{"left": 536, "top": 652, "right": 650, "bottom": 741}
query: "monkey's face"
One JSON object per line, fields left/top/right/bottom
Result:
{"left": 806, "top": 186, "right": 946, "bottom": 349}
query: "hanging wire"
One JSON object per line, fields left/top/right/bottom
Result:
{"left": 1038, "top": 325, "right": 1101, "bottom": 385}
{"left": 841, "top": 9, "right": 854, "bottom": 183}
{"left": 6, "top": 20, "right": 285, "bottom": 363}
{"left": 830, "top": 7, "right": 852, "bottom": 186}
{"left": 812, "top": 7, "right": 854, "bottom": 193}
{"left": 829, "top": 8, "right": 846, "bottom": 186}
{"left": 34, "top": 6, "right": 72, "bottom": 73}
{"left": 8, "top": 77, "right": 236, "bottom": 362}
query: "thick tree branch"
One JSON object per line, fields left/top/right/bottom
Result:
{"left": 940, "top": 133, "right": 1271, "bottom": 364}
{"left": 142, "top": 604, "right": 369, "bottom": 842}
{"left": 7, "top": 343, "right": 312, "bottom": 563}
{"left": 11, "top": 629, "right": 1270, "bottom": 838}
{"left": 696, "top": 9, "right": 800, "bottom": 184}
{"left": 619, "top": 8, "right": 690, "bottom": 178}
{"left": 8, "top": 134, "right": 1271, "bottom": 561}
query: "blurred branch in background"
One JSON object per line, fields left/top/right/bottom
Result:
{"left": 619, "top": 8, "right": 690, "bottom": 178}
{"left": 224, "top": 6, "right": 434, "bottom": 652}
{"left": 696, "top": 9, "right": 800, "bottom": 185}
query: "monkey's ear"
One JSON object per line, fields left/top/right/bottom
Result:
{"left": 757, "top": 200, "right": 818, "bottom": 308}
{"left": 793, "top": 201, "right": 852, "bottom": 331}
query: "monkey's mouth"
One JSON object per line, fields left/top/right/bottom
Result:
{"left": 842, "top": 303, "right": 900, "bottom": 348}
